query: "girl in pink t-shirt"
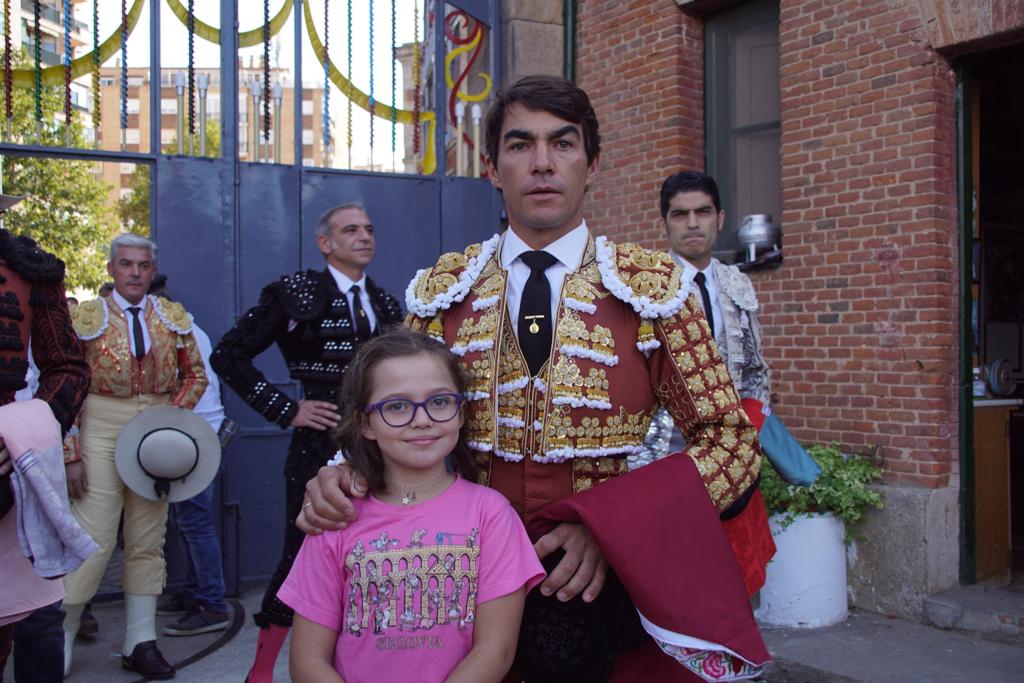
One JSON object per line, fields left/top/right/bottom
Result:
{"left": 279, "top": 329, "right": 544, "bottom": 683}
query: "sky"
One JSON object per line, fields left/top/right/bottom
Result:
{"left": 84, "top": 0, "right": 427, "bottom": 170}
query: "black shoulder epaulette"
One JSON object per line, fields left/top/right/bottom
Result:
{"left": 367, "top": 276, "right": 404, "bottom": 325}
{"left": 266, "top": 269, "right": 331, "bottom": 321}
{"left": 0, "top": 229, "right": 65, "bottom": 284}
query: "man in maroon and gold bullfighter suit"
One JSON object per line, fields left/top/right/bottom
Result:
{"left": 300, "top": 76, "right": 772, "bottom": 682}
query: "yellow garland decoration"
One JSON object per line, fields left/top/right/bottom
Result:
{"left": 444, "top": 28, "right": 491, "bottom": 103}
{"left": 10, "top": 0, "right": 144, "bottom": 88}
{"left": 8, "top": 0, "right": 438, "bottom": 174}
{"left": 302, "top": 0, "right": 436, "bottom": 173}
{"left": 164, "top": 0, "right": 293, "bottom": 48}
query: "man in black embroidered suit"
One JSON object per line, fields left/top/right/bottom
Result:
{"left": 210, "top": 201, "right": 402, "bottom": 681}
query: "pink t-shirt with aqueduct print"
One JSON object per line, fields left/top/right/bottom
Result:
{"left": 278, "top": 476, "right": 545, "bottom": 683}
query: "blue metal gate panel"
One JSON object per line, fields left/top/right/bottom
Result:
{"left": 441, "top": 177, "right": 505, "bottom": 254}
{"left": 153, "top": 155, "right": 235, "bottom": 590}
{"left": 153, "top": 156, "right": 233, "bottom": 330}
{"left": 225, "top": 163, "right": 305, "bottom": 589}
{"left": 300, "top": 171, "right": 442, "bottom": 292}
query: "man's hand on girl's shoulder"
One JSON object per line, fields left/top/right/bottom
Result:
{"left": 296, "top": 464, "right": 368, "bottom": 535}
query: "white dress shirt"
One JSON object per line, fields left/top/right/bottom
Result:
{"left": 501, "top": 222, "right": 589, "bottom": 341}
{"left": 111, "top": 289, "right": 152, "bottom": 354}
{"left": 190, "top": 323, "right": 225, "bottom": 433}
{"left": 327, "top": 265, "right": 378, "bottom": 333}
{"left": 670, "top": 251, "right": 724, "bottom": 341}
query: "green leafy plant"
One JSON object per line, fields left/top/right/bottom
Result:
{"left": 760, "top": 443, "right": 884, "bottom": 541}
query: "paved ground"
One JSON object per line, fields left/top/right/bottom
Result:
{"left": 10, "top": 590, "right": 1024, "bottom": 682}
{"left": 20, "top": 588, "right": 289, "bottom": 683}
{"left": 762, "top": 608, "right": 1024, "bottom": 682}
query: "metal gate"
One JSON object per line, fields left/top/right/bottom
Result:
{"left": 1, "top": 0, "right": 502, "bottom": 594}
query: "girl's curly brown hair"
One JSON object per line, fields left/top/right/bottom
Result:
{"left": 331, "top": 328, "right": 479, "bottom": 492}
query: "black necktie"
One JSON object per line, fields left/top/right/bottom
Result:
{"left": 518, "top": 251, "right": 559, "bottom": 376}
{"left": 127, "top": 306, "right": 145, "bottom": 359}
{"left": 694, "top": 272, "right": 715, "bottom": 340}
{"left": 350, "top": 285, "right": 371, "bottom": 341}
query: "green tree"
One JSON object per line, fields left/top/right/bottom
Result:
{"left": 116, "top": 163, "right": 151, "bottom": 235}
{"left": 117, "top": 120, "right": 222, "bottom": 233}
{"left": 1, "top": 51, "right": 118, "bottom": 291}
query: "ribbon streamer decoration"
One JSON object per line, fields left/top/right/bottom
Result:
{"left": 302, "top": 0, "right": 437, "bottom": 173}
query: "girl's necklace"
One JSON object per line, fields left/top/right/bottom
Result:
{"left": 387, "top": 470, "right": 453, "bottom": 505}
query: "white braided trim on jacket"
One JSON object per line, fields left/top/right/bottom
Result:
{"left": 405, "top": 234, "right": 500, "bottom": 317}
{"left": 450, "top": 339, "right": 494, "bottom": 356}
{"left": 636, "top": 338, "right": 661, "bottom": 352}
{"left": 495, "top": 448, "right": 525, "bottom": 462}
{"left": 551, "top": 396, "right": 613, "bottom": 410}
{"left": 563, "top": 297, "right": 597, "bottom": 315}
{"left": 151, "top": 295, "right": 195, "bottom": 334}
{"left": 467, "top": 440, "right": 494, "bottom": 453}
{"left": 559, "top": 343, "right": 619, "bottom": 367}
{"left": 497, "top": 376, "right": 529, "bottom": 395}
{"left": 594, "top": 236, "right": 688, "bottom": 319}
{"left": 532, "top": 445, "right": 645, "bottom": 464}
{"left": 471, "top": 295, "right": 500, "bottom": 311}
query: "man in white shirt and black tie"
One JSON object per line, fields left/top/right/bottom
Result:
{"left": 62, "top": 234, "right": 208, "bottom": 679}
{"left": 659, "top": 171, "right": 770, "bottom": 404}
{"left": 210, "top": 202, "right": 403, "bottom": 683}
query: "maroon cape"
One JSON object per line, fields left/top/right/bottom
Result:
{"left": 528, "top": 453, "right": 771, "bottom": 681}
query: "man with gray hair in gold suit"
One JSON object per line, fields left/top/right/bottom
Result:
{"left": 62, "top": 233, "right": 207, "bottom": 679}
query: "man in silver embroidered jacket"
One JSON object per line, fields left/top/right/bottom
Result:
{"left": 298, "top": 76, "right": 766, "bottom": 681}
{"left": 641, "top": 171, "right": 771, "bottom": 466}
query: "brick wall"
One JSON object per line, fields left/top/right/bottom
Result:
{"left": 575, "top": 1, "right": 704, "bottom": 246}
{"left": 759, "top": 0, "right": 961, "bottom": 488}
{"left": 577, "top": 0, "right": 968, "bottom": 488}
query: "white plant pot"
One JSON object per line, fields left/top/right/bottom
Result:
{"left": 754, "top": 512, "right": 848, "bottom": 628}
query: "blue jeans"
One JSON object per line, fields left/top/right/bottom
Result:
{"left": 168, "top": 481, "right": 227, "bottom": 614}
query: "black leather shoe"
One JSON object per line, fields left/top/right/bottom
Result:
{"left": 77, "top": 603, "right": 99, "bottom": 638}
{"left": 122, "top": 640, "right": 176, "bottom": 679}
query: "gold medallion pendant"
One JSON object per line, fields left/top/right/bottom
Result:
{"left": 525, "top": 314, "right": 543, "bottom": 334}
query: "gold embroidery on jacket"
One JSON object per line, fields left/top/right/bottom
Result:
{"left": 555, "top": 311, "right": 616, "bottom": 359}
{"left": 611, "top": 243, "right": 682, "bottom": 306}
{"left": 545, "top": 406, "right": 653, "bottom": 455}
{"left": 573, "top": 457, "right": 629, "bottom": 493}
{"left": 418, "top": 273, "right": 459, "bottom": 301}
{"left": 474, "top": 272, "right": 505, "bottom": 301}
{"left": 70, "top": 299, "right": 106, "bottom": 338}
{"left": 550, "top": 356, "right": 610, "bottom": 406}
{"left": 495, "top": 315, "right": 530, "bottom": 459}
